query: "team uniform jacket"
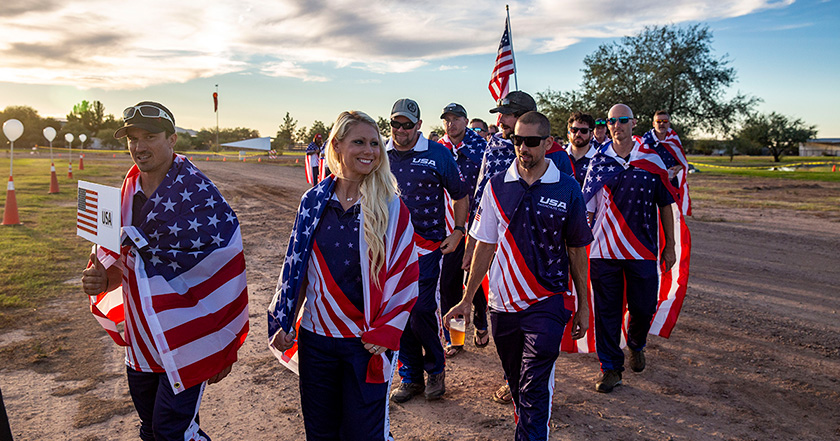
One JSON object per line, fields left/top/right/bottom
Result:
{"left": 470, "top": 160, "right": 593, "bottom": 313}
{"left": 438, "top": 127, "right": 487, "bottom": 217}
{"left": 564, "top": 141, "right": 599, "bottom": 186}
{"left": 579, "top": 139, "right": 692, "bottom": 340}
{"left": 268, "top": 175, "right": 419, "bottom": 383}
{"left": 387, "top": 133, "right": 468, "bottom": 254}
{"left": 91, "top": 155, "right": 249, "bottom": 394}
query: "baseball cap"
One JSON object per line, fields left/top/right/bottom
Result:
{"left": 440, "top": 103, "right": 467, "bottom": 119}
{"left": 314, "top": 134, "right": 322, "bottom": 141}
{"left": 114, "top": 101, "right": 176, "bottom": 139}
{"left": 391, "top": 98, "right": 421, "bottom": 123}
{"left": 489, "top": 91, "right": 537, "bottom": 115}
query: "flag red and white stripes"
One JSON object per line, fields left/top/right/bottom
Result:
{"left": 489, "top": 19, "right": 515, "bottom": 101}
{"left": 77, "top": 187, "right": 98, "bottom": 236}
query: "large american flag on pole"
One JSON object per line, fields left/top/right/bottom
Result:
{"left": 268, "top": 175, "right": 419, "bottom": 383}
{"left": 91, "top": 155, "right": 249, "bottom": 394}
{"left": 576, "top": 140, "right": 691, "bottom": 345}
{"left": 489, "top": 18, "right": 515, "bottom": 101}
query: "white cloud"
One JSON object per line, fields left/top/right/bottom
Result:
{"left": 439, "top": 65, "right": 467, "bottom": 71}
{"left": 0, "top": 0, "right": 794, "bottom": 90}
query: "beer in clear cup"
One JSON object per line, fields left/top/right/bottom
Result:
{"left": 449, "top": 317, "right": 466, "bottom": 346}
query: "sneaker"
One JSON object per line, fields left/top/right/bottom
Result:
{"left": 595, "top": 369, "right": 622, "bottom": 393}
{"left": 424, "top": 371, "right": 445, "bottom": 400}
{"left": 629, "top": 348, "right": 646, "bottom": 372}
{"left": 391, "top": 381, "right": 424, "bottom": 403}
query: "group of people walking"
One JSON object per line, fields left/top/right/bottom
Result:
{"left": 79, "top": 92, "right": 689, "bottom": 440}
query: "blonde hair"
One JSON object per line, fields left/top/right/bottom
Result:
{"left": 325, "top": 111, "right": 399, "bottom": 286}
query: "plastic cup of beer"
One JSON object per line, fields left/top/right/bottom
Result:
{"left": 449, "top": 317, "right": 466, "bottom": 346}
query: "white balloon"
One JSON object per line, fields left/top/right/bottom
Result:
{"left": 43, "top": 127, "right": 57, "bottom": 142}
{"left": 79, "top": 134, "right": 87, "bottom": 142}
{"left": 3, "top": 119, "right": 24, "bottom": 142}
{"left": 65, "top": 133, "right": 74, "bottom": 143}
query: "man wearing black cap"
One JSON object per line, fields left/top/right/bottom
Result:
{"left": 81, "top": 102, "right": 249, "bottom": 440}
{"left": 387, "top": 98, "right": 469, "bottom": 403}
{"left": 467, "top": 91, "right": 537, "bottom": 405}
{"left": 437, "top": 103, "right": 489, "bottom": 357}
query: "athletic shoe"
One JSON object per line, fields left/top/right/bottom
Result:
{"left": 629, "top": 348, "right": 646, "bottom": 372}
{"left": 391, "top": 381, "right": 424, "bottom": 403}
{"left": 424, "top": 371, "right": 445, "bottom": 400}
{"left": 595, "top": 369, "right": 622, "bottom": 393}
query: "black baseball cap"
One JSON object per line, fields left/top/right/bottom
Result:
{"left": 489, "top": 91, "right": 537, "bottom": 115}
{"left": 114, "top": 101, "right": 176, "bottom": 138}
{"left": 440, "top": 103, "right": 467, "bottom": 119}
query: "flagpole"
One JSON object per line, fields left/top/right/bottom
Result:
{"left": 215, "top": 84, "right": 220, "bottom": 150}
{"left": 506, "top": 4, "right": 518, "bottom": 91}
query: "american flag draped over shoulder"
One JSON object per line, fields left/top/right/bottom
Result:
{"left": 643, "top": 128, "right": 692, "bottom": 216}
{"left": 576, "top": 140, "right": 691, "bottom": 346}
{"left": 267, "top": 176, "right": 419, "bottom": 383}
{"left": 91, "top": 155, "right": 249, "bottom": 394}
{"left": 489, "top": 19, "right": 515, "bottom": 101}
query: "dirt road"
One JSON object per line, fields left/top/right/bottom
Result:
{"left": 1, "top": 160, "right": 838, "bottom": 440}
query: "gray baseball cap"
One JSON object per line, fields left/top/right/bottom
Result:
{"left": 440, "top": 103, "right": 467, "bottom": 119}
{"left": 391, "top": 98, "right": 421, "bottom": 123}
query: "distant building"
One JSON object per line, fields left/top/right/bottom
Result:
{"left": 799, "top": 139, "right": 840, "bottom": 156}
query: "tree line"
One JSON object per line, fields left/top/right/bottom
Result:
{"left": 0, "top": 101, "right": 262, "bottom": 153}
{"left": 537, "top": 24, "right": 817, "bottom": 162}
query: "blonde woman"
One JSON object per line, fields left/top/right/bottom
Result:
{"left": 268, "top": 111, "right": 419, "bottom": 440}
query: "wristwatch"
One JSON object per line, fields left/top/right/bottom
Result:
{"left": 453, "top": 226, "right": 466, "bottom": 234}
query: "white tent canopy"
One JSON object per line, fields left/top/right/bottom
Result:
{"left": 220, "top": 137, "right": 271, "bottom": 151}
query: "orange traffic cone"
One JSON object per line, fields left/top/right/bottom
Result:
{"left": 2, "top": 176, "right": 20, "bottom": 225}
{"left": 79, "top": 154, "right": 84, "bottom": 171}
{"left": 68, "top": 162, "right": 73, "bottom": 179}
{"left": 113, "top": 153, "right": 116, "bottom": 158}
{"left": 833, "top": 164, "right": 837, "bottom": 172}
{"left": 49, "top": 163, "right": 60, "bottom": 194}
{"left": 223, "top": 157, "right": 226, "bottom": 162}
{"left": 258, "top": 158, "right": 261, "bottom": 163}
{"left": 295, "top": 158, "right": 299, "bottom": 163}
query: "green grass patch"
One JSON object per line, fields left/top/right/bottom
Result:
{"left": 0, "top": 156, "right": 133, "bottom": 311}
{"left": 688, "top": 155, "right": 840, "bottom": 182}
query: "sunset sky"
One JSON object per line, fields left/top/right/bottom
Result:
{"left": 1, "top": 0, "right": 837, "bottom": 139}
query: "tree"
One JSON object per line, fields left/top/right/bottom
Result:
{"left": 0, "top": 106, "right": 49, "bottom": 148}
{"left": 536, "top": 89, "right": 589, "bottom": 139}
{"left": 376, "top": 117, "right": 390, "bottom": 137}
{"left": 67, "top": 100, "right": 113, "bottom": 135}
{"left": 273, "top": 112, "right": 297, "bottom": 151}
{"left": 544, "top": 24, "right": 759, "bottom": 138}
{"left": 737, "top": 112, "right": 817, "bottom": 162}
{"left": 306, "top": 120, "right": 330, "bottom": 143}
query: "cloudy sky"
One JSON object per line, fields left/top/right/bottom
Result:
{"left": 1, "top": 0, "right": 837, "bottom": 138}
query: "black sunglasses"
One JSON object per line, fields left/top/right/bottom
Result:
{"left": 594, "top": 119, "right": 606, "bottom": 126}
{"left": 607, "top": 117, "right": 631, "bottom": 125}
{"left": 390, "top": 120, "right": 416, "bottom": 130}
{"left": 511, "top": 135, "right": 548, "bottom": 147}
{"left": 569, "top": 127, "right": 591, "bottom": 135}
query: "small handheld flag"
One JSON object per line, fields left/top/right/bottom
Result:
{"left": 77, "top": 181, "right": 121, "bottom": 251}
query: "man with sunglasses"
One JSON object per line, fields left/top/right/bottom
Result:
{"left": 387, "top": 98, "right": 469, "bottom": 403}
{"left": 437, "top": 103, "right": 489, "bottom": 357}
{"left": 445, "top": 111, "right": 591, "bottom": 440}
{"left": 582, "top": 104, "right": 679, "bottom": 393}
{"left": 469, "top": 118, "right": 489, "bottom": 140}
{"left": 563, "top": 112, "right": 598, "bottom": 186}
{"left": 593, "top": 118, "right": 609, "bottom": 148}
{"left": 644, "top": 110, "right": 689, "bottom": 193}
{"left": 81, "top": 101, "right": 249, "bottom": 440}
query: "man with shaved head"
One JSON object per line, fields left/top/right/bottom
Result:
{"left": 582, "top": 103, "right": 678, "bottom": 393}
